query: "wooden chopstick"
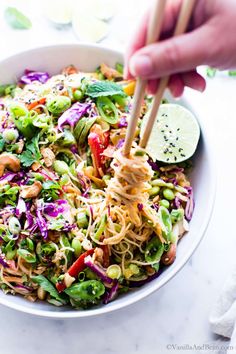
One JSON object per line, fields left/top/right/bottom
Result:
{"left": 123, "top": 0, "right": 167, "bottom": 156}
{"left": 140, "top": 0, "right": 196, "bottom": 148}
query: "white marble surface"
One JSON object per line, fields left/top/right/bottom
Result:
{"left": 1, "top": 1, "right": 236, "bottom": 354}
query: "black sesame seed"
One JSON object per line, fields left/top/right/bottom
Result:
{"left": 180, "top": 153, "right": 186, "bottom": 157}
{"left": 177, "top": 128, "right": 180, "bottom": 131}
{"left": 165, "top": 124, "right": 168, "bottom": 127}
{"left": 174, "top": 156, "right": 177, "bottom": 161}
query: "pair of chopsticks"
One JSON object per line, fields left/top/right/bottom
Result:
{"left": 123, "top": 0, "right": 196, "bottom": 156}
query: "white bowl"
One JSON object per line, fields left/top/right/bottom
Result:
{"left": 0, "top": 44, "right": 216, "bottom": 318}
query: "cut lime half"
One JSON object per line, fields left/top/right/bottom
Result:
{"left": 42, "top": 0, "right": 73, "bottom": 24}
{"left": 141, "top": 103, "right": 200, "bottom": 163}
{"left": 72, "top": 14, "right": 109, "bottom": 43}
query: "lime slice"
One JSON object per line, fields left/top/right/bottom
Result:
{"left": 42, "top": 0, "right": 73, "bottom": 24}
{"left": 72, "top": 14, "right": 109, "bottom": 43}
{"left": 141, "top": 104, "right": 200, "bottom": 163}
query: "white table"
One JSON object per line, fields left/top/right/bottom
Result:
{"left": 1, "top": 1, "right": 236, "bottom": 353}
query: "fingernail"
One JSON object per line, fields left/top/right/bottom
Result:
{"left": 129, "top": 55, "right": 153, "bottom": 77}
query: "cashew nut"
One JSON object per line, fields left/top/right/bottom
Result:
{"left": 0, "top": 153, "right": 20, "bottom": 176}
{"left": 20, "top": 180, "right": 42, "bottom": 199}
{"left": 161, "top": 244, "right": 177, "bottom": 266}
{"left": 37, "top": 286, "right": 46, "bottom": 300}
{"left": 41, "top": 147, "right": 55, "bottom": 167}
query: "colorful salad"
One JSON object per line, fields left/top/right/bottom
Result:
{"left": 0, "top": 63, "right": 198, "bottom": 309}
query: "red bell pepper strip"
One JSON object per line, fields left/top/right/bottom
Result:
{"left": 68, "top": 249, "right": 94, "bottom": 277}
{"left": 88, "top": 132, "right": 109, "bottom": 176}
{"left": 56, "top": 249, "right": 94, "bottom": 293}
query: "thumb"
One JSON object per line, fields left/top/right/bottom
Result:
{"left": 129, "top": 25, "right": 212, "bottom": 79}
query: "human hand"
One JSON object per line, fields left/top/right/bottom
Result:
{"left": 125, "top": 0, "right": 236, "bottom": 96}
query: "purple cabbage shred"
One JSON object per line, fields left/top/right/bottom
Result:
{"left": 43, "top": 199, "right": 69, "bottom": 218}
{"left": 103, "top": 280, "right": 119, "bottom": 304}
{"left": 185, "top": 187, "right": 194, "bottom": 221}
{"left": 58, "top": 102, "right": 91, "bottom": 131}
{"left": 84, "top": 255, "right": 113, "bottom": 284}
{"left": 148, "top": 159, "right": 159, "bottom": 171}
{"left": 15, "top": 197, "right": 27, "bottom": 218}
{"left": 118, "top": 116, "right": 128, "bottom": 128}
{"left": 19, "top": 69, "right": 50, "bottom": 84}
{"left": 36, "top": 209, "right": 48, "bottom": 239}
{"left": 116, "top": 139, "right": 125, "bottom": 150}
{"left": 0, "top": 256, "right": 9, "bottom": 268}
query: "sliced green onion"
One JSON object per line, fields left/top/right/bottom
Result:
{"left": 106, "top": 264, "right": 121, "bottom": 279}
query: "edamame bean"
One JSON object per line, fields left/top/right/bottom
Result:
{"left": 148, "top": 186, "right": 160, "bottom": 196}
{"left": 76, "top": 212, "right": 88, "bottom": 229}
{"left": 71, "top": 238, "right": 82, "bottom": 257}
{"left": 163, "top": 188, "right": 175, "bottom": 201}
{"left": 160, "top": 199, "right": 170, "bottom": 208}
{"left": 151, "top": 179, "right": 174, "bottom": 188}
{"left": 73, "top": 89, "right": 84, "bottom": 101}
{"left": 53, "top": 160, "right": 70, "bottom": 175}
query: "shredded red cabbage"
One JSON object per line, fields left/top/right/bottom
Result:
{"left": 118, "top": 116, "right": 128, "bottom": 128}
{"left": 19, "top": 69, "right": 50, "bottom": 84}
{"left": 84, "top": 256, "right": 113, "bottom": 284}
{"left": 116, "top": 138, "right": 125, "bottom": 150}
{"left": 70, "top": 144, "right": 78, "bottom": 154}
{"left": 58, "top": 102, "right": 91, "bottom": 131}
{"left": 15, "top": 197, "right": 27, "bottom": 218}
{"left": 0, "top": 255, "right": 9, "bottom": 268}
{"left": 152, "top": 203, "right": 159, "bottom": 212}
{"left": 174, "top": 197, "right": 181, "bottom": 209}
{"left": 148, "top": 159, "right": 159, "bottom": 171}
{"left": 43, "top": 200, "right": 69, "bottom": 218}
{"left": 185, "top": 187, "right": 194, "bottom": 221}
{"left": 128, "top": 269, "right": 163, "bottom": 287}
{"left": 166, "top": 177, "right": 178, "bottom": 185}
{"left": 103, "top": 280, "right": 119, "bottom": 304}
{"left": 0, "top": 171, "right": 24, "bottom": 183}
{"left": 36, "top": 209, "right": 48, "bottom": 239}
{"left": 14, "top": 284, "right": 33, "bottom": 294}
{"left": 138, "top": 203, "right": 143, "bottom": 211}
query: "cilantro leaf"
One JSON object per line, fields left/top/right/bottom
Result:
{"left": 5, "top": 7, "right": 32, "bottom": 30}
{"left": 86, "top": 81, "right": 126, "bottom": 98}
{"left": 19, "top": 135, "right": 41, "bottom": 167}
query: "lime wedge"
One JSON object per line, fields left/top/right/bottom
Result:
{"left": 42, "top": 0, "right": 73, "bottom": 24}
{"left": 72, "top": 14, "right": 109, "bottom": 43}
{"left": 140, "top": 104, "right": 200, "bottom": 163}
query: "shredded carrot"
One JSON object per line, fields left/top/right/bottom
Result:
{"left": 26, "top": 98, "right": 46, "bottom": 110}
